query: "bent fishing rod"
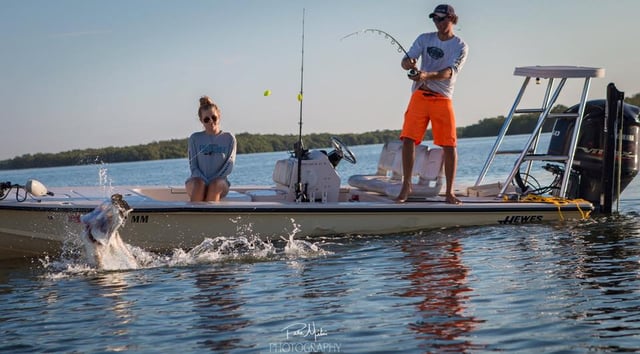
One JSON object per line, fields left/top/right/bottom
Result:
{"left": 341, "top": 28, "right": 418, "bottom": 77}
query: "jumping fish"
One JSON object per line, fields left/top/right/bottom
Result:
{"left": 80, "top": 194, "right": 137, "bottom": 270}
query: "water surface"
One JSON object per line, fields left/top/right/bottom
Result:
{"left": 1, "top": 136, "right": 639, "bottom": 353}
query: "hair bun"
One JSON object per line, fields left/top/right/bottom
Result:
{"left": 199, "top": 95, "right": 215, "bottom": 108}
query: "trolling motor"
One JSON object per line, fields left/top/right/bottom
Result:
{"left": 0, "top": 179, "right": 54, "bottom": 202}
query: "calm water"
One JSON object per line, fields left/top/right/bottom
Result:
{"left": 1, "top": 135, "right": 640, "bottom": 353}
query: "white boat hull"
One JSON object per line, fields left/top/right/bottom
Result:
{"left": 0, "top": 185, "right": 591, "bottom": 260}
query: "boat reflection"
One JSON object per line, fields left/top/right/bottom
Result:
{"left": 400, "top": 236, "right": 483, "bottom": 352}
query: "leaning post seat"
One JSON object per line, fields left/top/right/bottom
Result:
{"left": 271, "top": 151, "right": 341, "bottom": 202}
{"left": 348, "top": 141, "right": 444, "bottom": 198}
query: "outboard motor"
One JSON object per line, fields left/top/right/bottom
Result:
{"left": 547, "top": 99, "right": 640, "bottom": 205}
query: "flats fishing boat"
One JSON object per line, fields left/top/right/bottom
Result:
{"left": 1, "top": 66, "right": 639, "bottom": 260}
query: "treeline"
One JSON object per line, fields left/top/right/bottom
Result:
{"left": 2, "top": 94, "right": 638, "bottom": 170}
{"left": 0, "top": 131, "right": 401, "bottom": 170}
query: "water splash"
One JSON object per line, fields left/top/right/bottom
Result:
{"left": 97, "top": 163, "right": 114, "bottom": 197}
{"left": 282, "top": 219, "right": 333, "bottom": 258}
{"left": 40, "top": 218, "right": 331, "bottom": 277}
{"left": 178, "top": 236, "right": 276, "bottom": 264}
{"left": 39, "top": 255, "right": 97, "bottom": 278}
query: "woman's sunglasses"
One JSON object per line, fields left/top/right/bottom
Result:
{"left": 203, "top": 115, "right": 218, "bottom": 124}
{"left": 432, "top": 15, "right": 449, "bottom": 23}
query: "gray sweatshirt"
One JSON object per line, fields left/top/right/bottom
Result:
{"left": 187, "top": 131, "right": 236, "bottom": 184}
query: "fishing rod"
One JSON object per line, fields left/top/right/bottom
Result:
{"left": 341, "top": 28, "right": 418, "bottom": 77}
{"left": 294, "top": 8, "right": 308, "bottom": 202}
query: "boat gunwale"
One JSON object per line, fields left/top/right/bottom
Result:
{"left": 0, "top": 201, "right": 593, "bottom": 213}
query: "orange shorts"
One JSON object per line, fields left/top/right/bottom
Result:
{"left": 400, "top": 90, "right": 457, "bottom": 147}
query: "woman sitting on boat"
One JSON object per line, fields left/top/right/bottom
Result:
{"left": 185, "top": 95, "right": 237, "bottom": 202}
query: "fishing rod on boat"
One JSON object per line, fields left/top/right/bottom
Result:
{"left": 341, "top": 28, "right": 418, "bottom": 77}
{"left": 294, "top": 8, "right": 309, "bottom": 203}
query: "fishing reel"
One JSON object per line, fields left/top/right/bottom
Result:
{"left": 407, "top": 69, "right": 419, "bottom": 78}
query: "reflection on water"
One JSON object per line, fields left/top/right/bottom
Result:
{"left": 458, "top": 216, "right": 640, "bottom": 352}
{"left": 191, "top": 266, "right": 253, "bottom": 352}
{"left": 564, "top": 215, "right": 640, "bottom": 351}
{"left": 400, "top": 235, "right": 483, "bottom": 352}
{"left": 87, "top": 273, "right": 136, "bottom": 352}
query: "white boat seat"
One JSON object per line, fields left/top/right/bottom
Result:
{"left": 347, "top": 141, "right": 402, "bottom": 192}
{"left": 348, "top": 141, "right": 444, "bottom": 198}
{"left": 272, "top": 158, "right": 295, "bottom": 187}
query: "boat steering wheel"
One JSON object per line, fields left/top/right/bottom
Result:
{"left": 330, "top": 136, "right": 357, "bottom": 164}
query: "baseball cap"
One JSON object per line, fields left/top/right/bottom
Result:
{"left": 429, "top": 4, "right": 455, "bottom": 18}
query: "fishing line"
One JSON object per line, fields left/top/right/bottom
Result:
{"left": 341, "top": 28, "right": 418, "bottom": 77}
{"left": 188, "top": 145, "right": 213, "bottom": 164}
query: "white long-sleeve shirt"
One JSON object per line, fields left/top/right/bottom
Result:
{"left": 406, "top": 32, "right": 468, "bottom": 98}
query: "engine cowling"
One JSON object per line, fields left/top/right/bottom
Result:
{"left": 547, "top": 99, "right": 640, "bottom": 204}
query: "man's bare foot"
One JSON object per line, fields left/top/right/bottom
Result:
{"left": 445, "top": 193, "right": 462, "bottom": 205}
{"left": 395, "top": 185, "right": 412, "bottom": 203}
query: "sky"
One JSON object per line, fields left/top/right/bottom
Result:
{"left": 1, "top": 0, "right": 639, "bottom": 160}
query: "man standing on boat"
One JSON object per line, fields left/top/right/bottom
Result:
{"left": 396, "top": 4, "right": 468, "bottom": 204}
